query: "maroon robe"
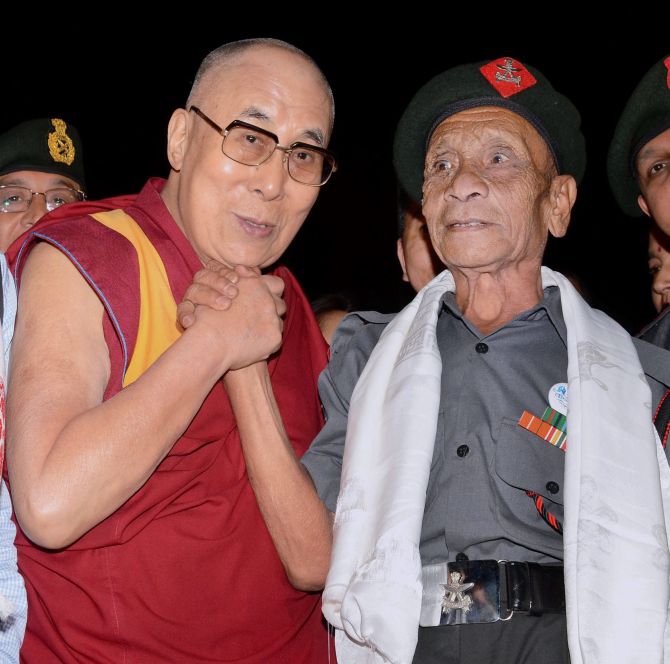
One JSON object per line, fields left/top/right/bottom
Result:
{"left": 8, "top": 179, "right": 331, "bottom": 663}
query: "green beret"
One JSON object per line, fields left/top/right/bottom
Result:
{"left": 0, "top": 118, "right": 85, "bottom": 190}
{"left": 393, "top": 56, "right": 586, "bottom": 203}
{"left": 607, "top": 56, "right": 670, "bottom": 217}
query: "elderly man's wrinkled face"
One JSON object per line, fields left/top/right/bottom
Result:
{"left": 421, "top": 107, "right": 557, "bottom": 273}
{"left": 166, "top": 47, "right": 332, "bottom": 269}
{"left": 637, "top": 127, "right": 670, "bottom": 236}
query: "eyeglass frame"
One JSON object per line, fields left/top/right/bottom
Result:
{"left": 189, "top": 105, "right": 337, "bottom": 187}
{"left": 0, "top": 184, "right": 87, "bottom": 214}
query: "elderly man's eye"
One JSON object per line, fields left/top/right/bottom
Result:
{"left": 431, "top": 159, "right": 452, "bottom": 173}
{"left": 492, "top": 152, "right": 509, "bottom": 164}
{"left": 293, "top": 149, "right": 315, "bottom": 163}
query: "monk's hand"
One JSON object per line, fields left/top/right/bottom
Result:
{"left": 261, "top": 273, "right": 287, "bottom": 319}
{"left": 191, "top": 271, "right": 286, "bottom": 371}
{"left": 178, "top": 262, "right": 258, "bottom": 329}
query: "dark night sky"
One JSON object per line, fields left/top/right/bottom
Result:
{"left": 3, "top": 21, "right": 667, "bottom": 333}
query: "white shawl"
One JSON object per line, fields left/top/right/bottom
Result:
{"left": 323, "top": 267, "right": 670, "bottom": 664}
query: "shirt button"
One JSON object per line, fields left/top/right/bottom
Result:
{"left": 475, "top": 342, "right": 489, "bottom": 354}
{"left": 546, "top": 481, "right": 560, "bottom": 495}
{"left": 456, "top": 444, "right": 469, "bottom": 458}
{"left": 455, "top": 552, "right": 468, "bottom": 562}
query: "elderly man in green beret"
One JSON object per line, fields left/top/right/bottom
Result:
{"left": 201, "top": 56, "right": 670, "bottom": 663}
{"left": 608, "top": 56, "right": 670, "bottom": 350}
{"left": 0, "top": 118, "right": 86, "bottom": 251}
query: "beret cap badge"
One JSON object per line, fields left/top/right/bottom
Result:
{"left": 479, "top": 57, "right": 538, "bottom": 98}
{"left": 47, "top": 118, "right": 75, "bottom": 166}
{"left": 393, "top": 55, "right": 585, "bottom": 202}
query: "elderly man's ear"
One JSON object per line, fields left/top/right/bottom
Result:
{"left": 545, "top": 174, "right": 577, "bottom": 239}
{"left": 167, "top": 109, "right": 191, "bottom": 172}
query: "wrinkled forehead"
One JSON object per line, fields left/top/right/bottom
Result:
{"left": 427, "top": 106, "right": 553, "bottom": 163}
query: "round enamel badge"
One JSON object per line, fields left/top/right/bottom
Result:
{"left": 548, "top": 383, "right": 568, "bottom": 415}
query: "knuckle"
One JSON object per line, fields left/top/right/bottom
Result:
{"left": 194, "top": 268, "right": 209, "bottom": 281}
{"left": 224, "top": 269, "right": 239, "bottom": 283}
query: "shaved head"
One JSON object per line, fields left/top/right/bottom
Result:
{"left": 187, "top": 38, "right": 334, "bottom": 133}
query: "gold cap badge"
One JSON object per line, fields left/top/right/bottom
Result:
{"left": 48, "top": 118, "right": 75, "bottom": 166}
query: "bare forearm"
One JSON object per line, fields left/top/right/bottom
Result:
{"left": 225, "top": 364, "right": 333, "bottom": 590}
{"left": 9, "top": 327, "right": 229, "bottom": 548}
{"left": 10, "top": 244, "right": 286, "bottom": 549}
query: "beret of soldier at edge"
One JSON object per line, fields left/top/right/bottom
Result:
{"left": 608, "top": 56, "right": 670, "bottom": 217}
{"left": 393, "top": 56, "right": 586, "bottom": 204}
{"left": 0, "top": 117, "right": 85, "bottom": 190}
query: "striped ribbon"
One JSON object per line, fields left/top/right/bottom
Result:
{"left": 518, "top": 408, "right": 566, "bottom": 534}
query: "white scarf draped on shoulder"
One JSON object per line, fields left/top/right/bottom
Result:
{"left": 322, "top": 267, "right": 670, "bottom": 664}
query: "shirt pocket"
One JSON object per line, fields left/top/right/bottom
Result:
{"left": 492, "top": 417, "right": 565, "bottom": 555}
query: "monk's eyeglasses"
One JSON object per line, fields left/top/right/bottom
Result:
{"left": 189, "top": 106, "right": 337, "bottom": 187}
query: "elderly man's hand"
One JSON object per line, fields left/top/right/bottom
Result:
{"left": 189, "top": 270, "right": 286, "bottom": 372}
{"left": 178, "top": 261, "right": 251, "bottom": 329}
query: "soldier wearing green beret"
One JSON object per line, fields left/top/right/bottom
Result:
{"left": 0, "top": 118, "right": 85, "bottom": 252}
{"left": 197, "top": 56, "right": 670, "bottom": 664}
{"left": 608, "top": 56, "right": 670, "bottom": 347}
{"left": 0, "top": 116, "right": 84, "bottom": 662}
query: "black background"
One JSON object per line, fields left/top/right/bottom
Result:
{"left": 3, "top": 21, "right": 667, "bottom": 332}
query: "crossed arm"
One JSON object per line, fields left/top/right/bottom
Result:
{"left": 8, "top": 244, "right": 285, "bottom": 549}
{"left": 179, "top": 265, "right": 336, "bottom": 591}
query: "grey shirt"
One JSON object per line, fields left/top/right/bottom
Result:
{"left": 302, "top": 287, "right": 670, "bottom": 565}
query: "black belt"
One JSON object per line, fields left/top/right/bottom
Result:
{"left": 421, "top": 559, "right": 565, "bottom": 626}
{"left": 504, "top": 561, "right": 565, "bottom": 616}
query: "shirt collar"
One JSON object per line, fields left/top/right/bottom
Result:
{"left": 440, "top": 285, "right": 567, "bottom": 345}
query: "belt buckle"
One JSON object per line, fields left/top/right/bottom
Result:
{"left": 439, "top": 560, "right": 509, "bottom": 625}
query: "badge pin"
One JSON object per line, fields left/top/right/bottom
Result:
{"left": 48, "top": 118, "right": 75, "bottom": 166}
{"left": 479, "top": 56, "right": 538, "bottom": 98}
{"left": 548, "top": 382, "right": 568, "bottom": 415}
{"left": 441, "top": 571, "right": 475, "bottom": 614}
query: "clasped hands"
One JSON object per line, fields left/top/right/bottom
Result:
{"left": 177, "top": 262, "right": 286, "bottom": 371}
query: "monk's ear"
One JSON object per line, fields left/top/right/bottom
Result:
{"left": 638, "top": 193, "right": 652, "bottom": 218}
{"left": 546, "top": 174, "right": 577, "bottom": 239}
{"left": 167, "top": 109, "right": 190, "bottom": 172}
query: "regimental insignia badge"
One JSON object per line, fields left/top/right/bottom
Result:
{"left": 441, "top": 571, "right": 475, "bottom": 614}
{"left": 48, "top": 118, "right": 75, "bottom": 166}
{"left": 479, "top": 57, "right": 538, "bottom": 98}
{"left": 665, "top": 56, "right": 670, "bottom": 89}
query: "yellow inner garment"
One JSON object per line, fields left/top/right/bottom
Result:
{"left": 92, "top": 210, "right": 180, "bottom": 387}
